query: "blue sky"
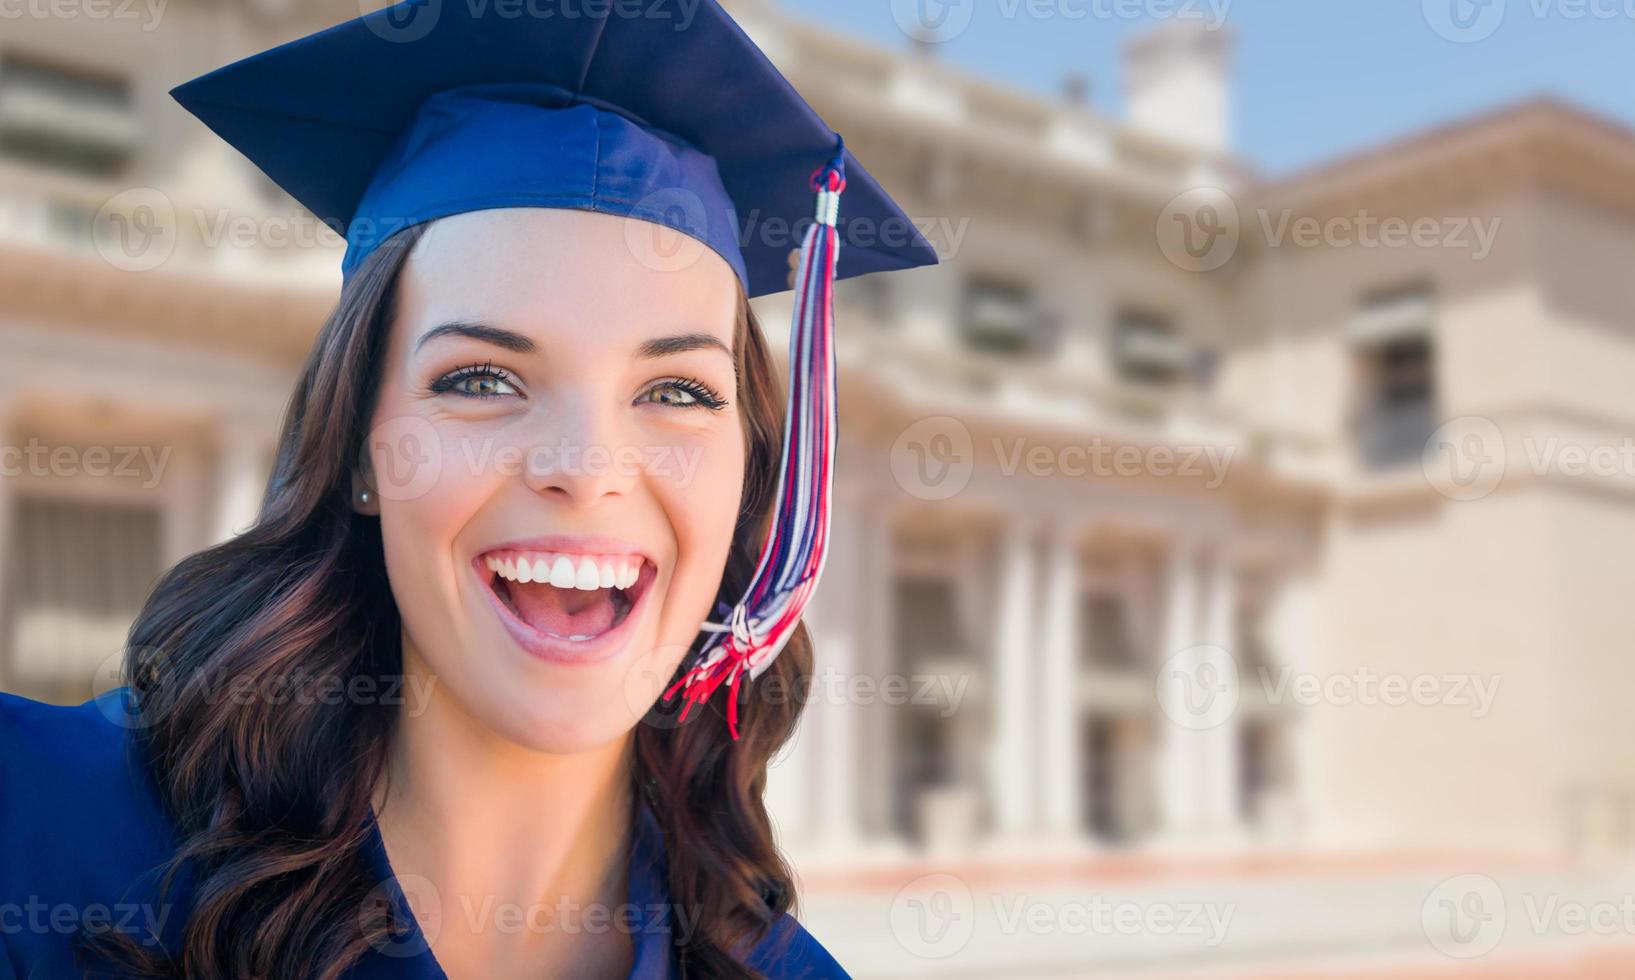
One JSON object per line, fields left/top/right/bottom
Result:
{"left": 779, "top": 0, "right": 1635, "bottom": 177}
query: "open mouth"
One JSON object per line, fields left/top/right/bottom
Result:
{"left": 477, "top": 549, "right": 657, "bottom": 656}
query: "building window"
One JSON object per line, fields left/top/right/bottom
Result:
{"left": 960, "top": 274, "right": 1040, "bottom": 357}
{"left": 0, "top": 53, "right": 136, "bottom": 177}
{"left": 1109, "top": 309, "right": 1200, "bottom": 385}
{"left": 1350, "top": 287, "right": 1437, "bottom": 471}
{"left": 837, "top": 272, "right": 893, "bottom": 325}
{"left": 1080, "top": 592, "right": 1139, "bottom": 670}
{"left": 2, "top": 497, "right": 162, "bottom": 701}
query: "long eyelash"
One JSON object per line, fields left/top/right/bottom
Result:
{"left": 428, "top": 360, "right": 516, "bottom": 398}
{"left": 659, "top": 376, "right": 729, "bottom": 411}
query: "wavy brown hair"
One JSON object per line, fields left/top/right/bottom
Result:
{"left": 80, "top": 222, "right": 814, "bottom": 979}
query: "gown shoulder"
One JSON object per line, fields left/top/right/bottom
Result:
{"left": 0, "top": 687, "right": 181, "bottom": 977}
{"left": 746, "top": 909, "right": 853, "bottom": 979}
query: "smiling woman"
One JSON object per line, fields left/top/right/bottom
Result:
{"left": 0, "top": 1, "right": 937, "bottom": 978}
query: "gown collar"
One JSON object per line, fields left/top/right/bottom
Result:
{"left": 356, "top": 792, "right": 677, "bottom": 979}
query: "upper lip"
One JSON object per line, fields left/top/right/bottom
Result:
{"left": 477, "top": 534, "right": 655, "bottom": 567}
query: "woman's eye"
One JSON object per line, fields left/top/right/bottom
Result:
{"left": 429, "top": 363, "right": 520, "bottom": 399}
{"left": 643, "top": 378, "right": 728, "bottom": 411}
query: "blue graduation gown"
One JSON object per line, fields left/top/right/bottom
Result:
{"left": 0, "top": 688, "right": 848, "bottom": 979}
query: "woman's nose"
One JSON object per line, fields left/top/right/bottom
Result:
{"left": 518, "top": 397, "right": 640, "bottom": 506}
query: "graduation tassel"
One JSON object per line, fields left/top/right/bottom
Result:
{"left": 662, "top": 141, "right": 847, "bottom": 740}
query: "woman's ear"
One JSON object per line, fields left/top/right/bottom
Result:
{"left": 351, "top": 463, "right": 380, "bottom": 516}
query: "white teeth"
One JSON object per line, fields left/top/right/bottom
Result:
{"left": 488, "top": 551, "right": 648, "bottom": 592}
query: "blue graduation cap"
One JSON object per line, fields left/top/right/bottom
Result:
{"left": 167, "top": 0, "right": 937, "bottom": 297}
{"left": 170, "top": 0, "right": 939, "bottom": 737}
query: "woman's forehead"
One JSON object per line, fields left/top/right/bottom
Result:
{"left": 398, "top": 207, "right": 739, "bottom": 350}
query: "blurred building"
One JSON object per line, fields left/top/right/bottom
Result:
{"left": 5, "top": 2, "right": 1635, "bottom": 974}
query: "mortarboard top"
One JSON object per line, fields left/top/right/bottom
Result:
{"left": 170, "top": 0, "right": 940, "bottom": 739}
{"left": 167, "top": 0, "right": 940, "bottom": 298}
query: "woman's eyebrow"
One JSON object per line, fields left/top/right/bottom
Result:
{"left": 415, "top": 321, "right": 536, "bottom": 354}
{"left": 635, "top": 332, "right": 733, "bottom": 360}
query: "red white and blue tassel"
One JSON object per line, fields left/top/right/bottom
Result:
{"left": 662, "top": 141, "right": 847, "bottom": 740}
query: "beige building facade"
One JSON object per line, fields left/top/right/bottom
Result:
{"left": 2, "top": 0, "right": 1632, "bottom": 885}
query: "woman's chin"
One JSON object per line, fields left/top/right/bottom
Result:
{"left": 449, "top": 627, "right": 673, "bottom": 752}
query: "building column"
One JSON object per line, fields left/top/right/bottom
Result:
{"left": 860, "top": 494, "right": 899, "bottom": 842}
{"left": 1155, "top": 541, "right": 1203, "bottom": 838}
{"left": 1039, "top": 520, "right": 1085, "bottom": 839}
{"left": 990, "top": 515, "right": 1041, "bottom": 838}
{"left": 1198, "top": 546, "right": 1242, "bottom": 837}
{"left": 806, "top": 485, "right": 869, "bottom": 852}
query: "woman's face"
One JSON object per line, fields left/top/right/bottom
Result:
{"left": 362, "top": 207, "right": 746, "bottom": 753}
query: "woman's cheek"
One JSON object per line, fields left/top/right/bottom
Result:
{"left": 373, "top": 428, "right": 489, "bottom": 640}
{"left": 655, "top": 433, "right": 746, "bottom": 644}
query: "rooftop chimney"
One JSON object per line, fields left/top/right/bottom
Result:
{"left": 1122, "top": 20, "right": 1233, "bottom": 154}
